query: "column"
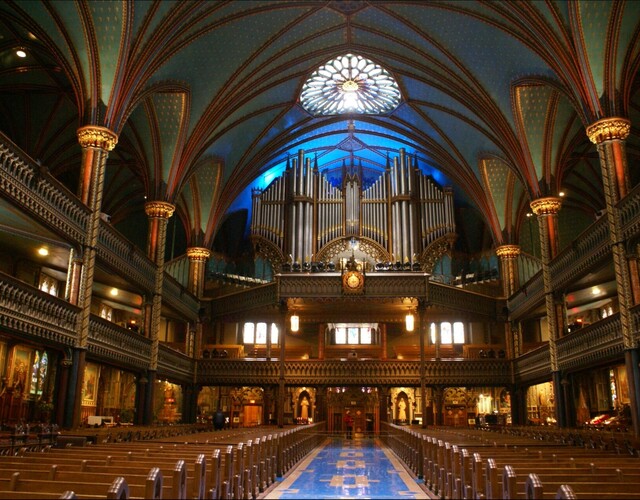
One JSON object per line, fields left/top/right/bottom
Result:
{"left": 71, "top": 126, "right": 118, "bottom": 428}
{"left": 495, "top": 245, "right": 520, "bottom": 297}
{"left": 277, "top": 301, "right": 287, "bottom": 428}
{"left": 187, "top": 247, "right": 210, "bottom": 299}
{"left": 187, "top": 247, "right": 210, "bottom": 360}
{"left": 418, "top": 300, "right": 428, "bottom": 428}
{"left": 317, "top": 324, "right": 325, "bottom": 360}
{"left": 144, "top": 201, "right": 176, "bottom": 425}
{"left": 380, "top": 323, "right": 387, "bottom": 360}
{"left": 530, "top": 196, "right": 564, "bottom": 426}
{"left": 433, "top": 386, "right": 444, "bottom": 426}
{"left": 587, "top": 117, "right": 640, "bottom": 437}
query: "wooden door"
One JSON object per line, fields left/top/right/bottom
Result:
{"left": 243, "top": 404, "right": 261, "bottom": 427}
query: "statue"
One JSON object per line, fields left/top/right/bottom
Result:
{"left": 398, "top": 399, "right": 407, "bottom": 421}
{"left": 300, "top": 396, "right": 310, "bottom": 421}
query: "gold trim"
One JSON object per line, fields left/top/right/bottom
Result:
{"left": 586, "top": 117, "right": 631, "bottom": 144}
{"left": 495, "top": 245, "right": 520, "bottom": 259}
{"left": 76, "top": 125, "right": 118, "bottom": 151}
{"left": 342, "top": 270, "right": 364, "bottom": 294}
{"left": 187, "top": 247, "right": 211, "bottom": 262}
{"left": 144, "top": 201, "right": 175, "bottom": 219}
{"left": 530, "top": 197, "right": 562, "bottom": 216}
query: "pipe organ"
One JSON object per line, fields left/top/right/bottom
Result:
{"left": 251, "top": 148, "right": 455, "bottom": 268}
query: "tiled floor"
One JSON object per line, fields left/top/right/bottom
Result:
{"left": 264, "top": 437, "right": 430, "bottom": 499}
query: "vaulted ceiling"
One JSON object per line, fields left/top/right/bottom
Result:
{"left": 0, "top": 0, "right": 639, "bottom": 268}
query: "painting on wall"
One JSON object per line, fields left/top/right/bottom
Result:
{"left": 10, "top": 346, "right": 31, "bottom": 395}
{"left": 82, "top": 363, "right": 99, "bottom": 405}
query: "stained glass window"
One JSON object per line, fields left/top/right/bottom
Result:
{"left": 300, "top": 54, "right": 401, "bottom": 116}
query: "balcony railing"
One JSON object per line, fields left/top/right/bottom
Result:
{"left": 196, "top": 358, "right": 511, "bottom": 386}
{"left": 0, "top": 133, "right": 199, "bottom": 319}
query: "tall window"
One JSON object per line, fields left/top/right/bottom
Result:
{"left": 430, "top": 321, "right": 466, "bottom": 344}
{"left": 29, "top": 351, "right": 48, "bottom": 396}
{"left": 39, "top": 274, "right": 58, "bottom": 297}
{"left": 243, "top": 322, "right": 279, "bottom": 344}
{"left": 300, "top": 54, "right": 401, "bottom": 116}
{"left": 333, "top": 324, "right": 375, "bottom": 345}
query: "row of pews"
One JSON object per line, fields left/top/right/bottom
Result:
{"left": 0, "top": 423, "right": 325, "bottom": 499}
{"left": 383, "top": 424, "right": 640, "bottom": 499}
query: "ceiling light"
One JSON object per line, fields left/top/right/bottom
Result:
{"left": 591, "top": 287, "right": 602, "bottom": 296}
{"left": 559, "top": 191, "right": 565, "bottom": 197}
{"left": 110, "top": 288, "right": 119, "bottom": 296}
{"left": 37, "top": 247, "right": 49, "bottom": 256}
{"left": 405, "top": 312, "right": 414, "bottom": 332}
{"left": 16, "top": 48, "right": 26, "bottom": 58}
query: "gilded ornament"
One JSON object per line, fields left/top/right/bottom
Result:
{"left": 530, "top": 197, "right": 562, "bottom": 216}
{"left": 495, "top": 245, "right": 520, "bottom": 259}
{"left": 586, "top": 117, "right": 631, "bottom": 144}
{"left": 76, "top": 125, "right": 118, "bottom": 151}
{"left": 144, "top": 201, "right": 176, "bottom": 219}
{"left": 187, "top": 247, "right": 211, "bottom": 262}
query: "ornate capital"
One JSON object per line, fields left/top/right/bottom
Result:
{"left": 586, "top": 117, "right": 631, "bottom": 144}
{"left": 144, "top": 201, "right": 175, "bottom": 219}
{"left": 530, "top": 197, "right": 562, "bottom": 216}
{"left": 495, "top": 244, "right": 520, "bottom": 259}
{"left": 187, "top": 247, "right": 211, "bottom": 262}
{"left": 77, "top": 125, "right": 118, "bottom": 151}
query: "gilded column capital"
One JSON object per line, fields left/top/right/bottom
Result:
{"left": 187, "top": 247, "right": 211, "bottom": 262}
{"left": 144, "top": 201, "right": 175, "bottom": 219}
{"left": 586, "top": 117, "right": 631, "bottom": 144}
{"left": 495, "top": 244, "right": 520, "bottom": 259}
{"left": 530, "top": 197, "right": 562, "bottom": 216}
{"left": 77, "top": 125, "right": 118, "bottom": 151}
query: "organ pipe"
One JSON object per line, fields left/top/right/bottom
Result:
{"left": 251, "top": 149, "right": 455, "bottom": 266}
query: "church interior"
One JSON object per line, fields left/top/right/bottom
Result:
{"left": 0, "top": 0, "right": 639, "bottom": 456}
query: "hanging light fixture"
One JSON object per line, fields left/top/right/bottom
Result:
{"left": 290, "top": 313, "right": 300, "bottom": 333}
{"left": 405, "top": 312, "right": 414, "bottom": 332}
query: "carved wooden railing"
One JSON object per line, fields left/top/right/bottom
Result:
{"left": 514, "top": 345, "right": 551, "bottom": 383}
{"left": 210, "top": 273, "right": 502, "bottom": 320}
{"left": 556, "top": 315, "right": 625, "bottom": 371}
{"left": 510, "top": 187, "right": 640, "bottom": 318}
{"left": 157, "top": 345, "right": 195, "bottom": 382}
{"left": 0, "top": 271, "right": 79, "bottom": 347}
{"left": 515, "top": 307, "right": 640, "bottom": 384}
{"left": 88, "top": 316, "right": 151, "bottom": 371}
{"left": 620, "top": 182, "right": 640, "bottom": 241}
{"left": 0, "top": 133, "right": 199, "bottom": 319}
{"left": 196, "top": 358, "right": 511, "bottom": 386}
{"left": 0, "top": 137, "right": 88, "bottom": 243}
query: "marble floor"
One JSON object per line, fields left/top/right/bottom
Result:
{"left": 264, "top": 437, "right": 431, "bottom": 499}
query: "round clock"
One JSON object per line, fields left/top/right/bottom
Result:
{"left": 343, "top": 271, "right": 364, "bottom": 292}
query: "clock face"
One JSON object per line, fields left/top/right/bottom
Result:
{"left": 343, "top": 271, "right": 364, "bottom": 293}
{"left": 347, "top": 273, "right": 360, "bottom": 288}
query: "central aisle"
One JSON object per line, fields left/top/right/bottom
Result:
{"left": 264, "top": 437, "right": 430, "bottom": 499}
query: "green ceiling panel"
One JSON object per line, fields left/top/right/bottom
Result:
{"left": 152, "top": 92, "right": 187, "bottom": 188}
{"left": 88, "top": 0, "right": 123, "bottom": 105}
{"left": 514, "top": 85, "right": 554, "bottom": 181}
{"left": 481, "top": 158, "right": 510, "bottom": 231}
